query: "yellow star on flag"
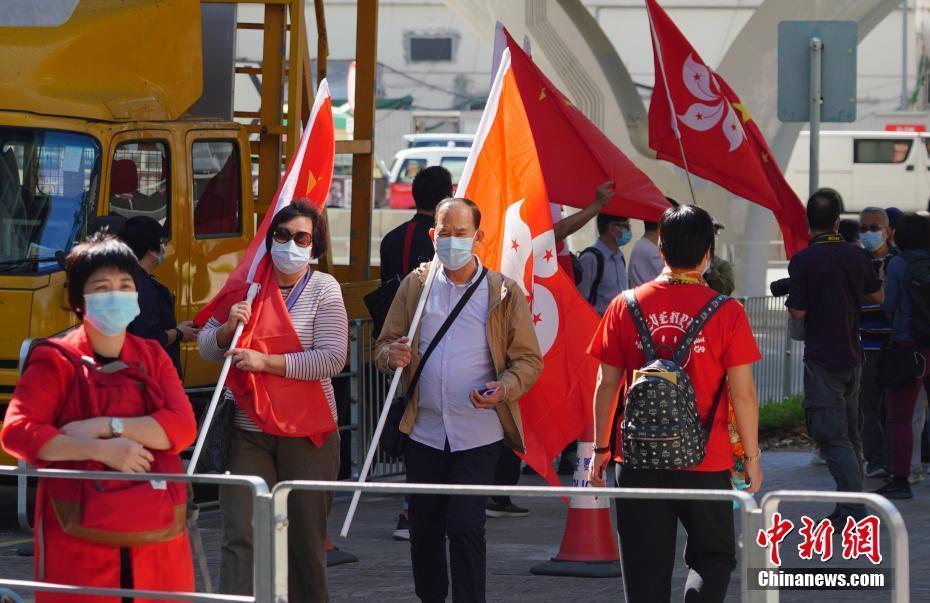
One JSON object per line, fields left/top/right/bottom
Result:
{"left": 732, "top": 102, "right": 753, "bottom": 124}
{"left": 539, "top": 88, "right": 547, "bottom": 101}
{"left": 304, "top": 170, "right": 317, "bottom": 195}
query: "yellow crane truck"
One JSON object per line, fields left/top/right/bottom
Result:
{"left": 0, "top": 0, "right": 382, "bottom": 465}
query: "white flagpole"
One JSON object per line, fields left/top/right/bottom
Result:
{"left": 340, "top": 258, "right": 441, "bottom": 537}
{"left": 187, "top": 283, "right": 261, "bottom": 475}
{"left": 647, "top": 4, "right": 698, "bottom": 205}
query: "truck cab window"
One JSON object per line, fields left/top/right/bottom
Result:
{"left": 193, "top": 140, "right": 241, "bottom": 238}
{"left": 108, "top": 140, "right": 169, "bottom": 232}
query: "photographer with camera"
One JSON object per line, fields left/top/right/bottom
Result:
{"left": 785, "top": 189, "right": 883, "bottom": 526}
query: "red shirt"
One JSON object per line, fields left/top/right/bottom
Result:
{"left": 587, "top": 281, "right": 761, "bottom": 471}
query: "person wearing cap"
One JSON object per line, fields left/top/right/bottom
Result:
{"left": 704, "top": 218, "right": 735, "bottom": 296}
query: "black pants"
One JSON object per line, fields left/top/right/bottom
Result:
{"left": 616, "top": 467, "right": 736, "bottom": 603}
{"left": 405, "top": 438, "right": 501, "bottom": 603}
{"left": 491, "top": 447, "right": 521, "bottom": 505}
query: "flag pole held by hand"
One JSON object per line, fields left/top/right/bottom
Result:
{"left": 340, "top": 258, "right": 440, "bottom": 537}
{"left": 187, "top": 283, "right": 261, "bottom": 475}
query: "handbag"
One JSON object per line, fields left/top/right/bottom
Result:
{"left": 28, "top": 339, "right": 187, "bottom": 547}
{"left": 381, "top": 266, "right": 489, "bottom": 459}
{"left": 876, "top": 344, "right": 926, "bottom": 388}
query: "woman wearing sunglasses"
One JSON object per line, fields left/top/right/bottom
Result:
{"left": 198, "top": 200, "right": 348, "bottom": 601}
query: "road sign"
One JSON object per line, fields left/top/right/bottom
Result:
{"left": 777, "top": 21, "right": 857, "bottom": 123}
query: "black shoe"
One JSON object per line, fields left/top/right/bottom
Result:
{"left": 485, "top": 501, "right": 530, "bottom": 518}
{"left": 865, "top": 463, "right": 889, "bottom": 478}
{"left": 392, "top": 513, "right": 410, "bottom": 541}
{"left": 874, "top": 478, "right": 913, "bottom": 500}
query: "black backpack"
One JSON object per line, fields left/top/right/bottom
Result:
{"left": 620, "top": 290, "right": 729, "bottom": 469}
{"left": 904, "top": 251, "right": 930, "bottom": 346}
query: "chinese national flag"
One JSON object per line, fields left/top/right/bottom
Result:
{"left": 458, "top": 49, "right": 601, "bottom": 487}
{"left": 194, "top": 80, "right": 336, "bottom": 445}
{"left": 645, "top": 0, "right": 808, "bottom": 257}
{"left": 503, "top": 28, "right": 669, "bottom": 221}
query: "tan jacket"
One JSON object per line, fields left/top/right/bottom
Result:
{"left": 374, "top": 263, "right": 543, "bottom": 452}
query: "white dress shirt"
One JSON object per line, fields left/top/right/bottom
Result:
{"left": 412, "top": 260, "right": 503, "bottom": 452}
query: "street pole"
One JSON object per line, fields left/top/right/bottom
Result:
{"left": 903, "top": 0, "right": 910, "bottom": 110}
{"left": 809, "top": 37, "right": 823, "bottom": 197}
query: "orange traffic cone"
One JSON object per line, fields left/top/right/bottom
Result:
{"left": 325, "top": 533, "right": 358, "bottom": 567}
{"left": 530, "top": 424, "right": 621, "bottom": 578}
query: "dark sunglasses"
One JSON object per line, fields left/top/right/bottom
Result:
{"left": 273, "top": 227, "right": 313, "bottom": 248}
{"left": 858, "top": 224, "right": 884, "bottom": 233}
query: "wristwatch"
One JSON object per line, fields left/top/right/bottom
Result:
{"left": 109, "top": 417, "right": 125, "bottom": 438}
{"left": 743, "top": 449, "right": 762, "bottom": 463}
{"left": 174, "top": 327, "right": 184, "bottom": 343}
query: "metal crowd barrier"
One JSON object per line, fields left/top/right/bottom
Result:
{"left": 739, "top": 296, "right": 805, "bottom": 404}
{"left": 0, "top": 464, "right": 273, "bottom": 603}
{"left": 0, "top": 465, "right": 909, "bottom": 603}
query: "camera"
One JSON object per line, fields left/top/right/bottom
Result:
{"left": 769, "top": 277, "right": 791, "bottom": 297}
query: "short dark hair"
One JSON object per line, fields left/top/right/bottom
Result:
{"left": 894, "top": 213, "right": 930, "bottom": 251}
{"left": 412, "top": 166, "right": 453, "bottom": 213}
{"left": 117, "top": 216, "right": 164, "bottom": 260}
{"left": 264, "top": 200, "right": 329, "bottom": 259}
{"left": 65, "top": 234, "right": 140, "bottom": 317}
{"left": 435, "top": 197, "right": 481, "bottom": 229}
{"left": 596, "top": 213, "right": 628, "bottom": 234}
{"left": 807, "top": 188, "right": 843, "bottom": 231}
{"left": 658, "top": 204, "right": 715, "bottom": 269}
{"left": 838, "top": 218, "right": 860, "bottom": 243}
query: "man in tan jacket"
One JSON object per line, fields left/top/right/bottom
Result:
{"left": 375, "top": 198, "right": 542, "bottom": 603}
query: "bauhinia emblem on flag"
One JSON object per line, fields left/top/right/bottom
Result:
{"left": 646, "top": 0, "right": 808, "bottom": 257}
{"left": 458, "top": 48, "right": 601, "bottom": 487}
{"left": 194, "top": 79, "right": 336, "bottom": 446}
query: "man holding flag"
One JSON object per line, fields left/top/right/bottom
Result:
{"left": 374, "top": 198, "right": 542, "bottom": 602}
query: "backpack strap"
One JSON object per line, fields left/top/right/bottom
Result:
{"left": 582, "top": 247, "right": 605, "bottom": 306}
{"left": 673, "top": 294, "right": 730, "bottom": 366}
{"left": 401, "top": 220, "right": 417, "bottom": 274}
{"left": 703, "top": 376, "right": 728, "bottom": 433}
{"left": 622, "top": 290, "right": 655, "bottom": 362}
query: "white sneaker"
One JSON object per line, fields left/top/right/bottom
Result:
{"left": 910, "top": 471, "right": 925, "bottom": 484}
{"left": 810, "top": 449, "right": 827, "bottom": 465}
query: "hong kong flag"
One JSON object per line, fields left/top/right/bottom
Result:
{"left": 646, "top": 0, "right": 808, "bottom": 257}
{"left": 194, "top": 79, "right": 336, "bottom": 445}
{"left": 458, "top": 48, "right": 601, "bottom": 487}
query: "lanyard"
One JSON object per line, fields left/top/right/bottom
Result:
{"left": 811, "top": 232, "right": 845, "bottom": 245}
{"left": 283, "top": 268, "right": 313, "bottom": 312}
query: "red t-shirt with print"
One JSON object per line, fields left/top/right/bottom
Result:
{"left": 587, "top": 281, "right": 761, "bottom": 472}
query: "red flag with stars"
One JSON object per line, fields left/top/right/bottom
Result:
{"left": 192, "top": 79, "right": 335, "bottom": 445}
{"left": 458, "top": 48, "right": 601, "bottom": 487}
{"left": 646, "top": 0, "right": 807, "bottom": 256}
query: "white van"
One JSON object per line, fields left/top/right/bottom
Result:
{"left": 387, "top": 147, "right": 471, "bottom": 209}
{"left": 785, "top": 130, "right": 930, "bottom": 212}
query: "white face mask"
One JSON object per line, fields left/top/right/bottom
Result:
{"left": 270, "top": 240, "right": 311, "bottom": 274}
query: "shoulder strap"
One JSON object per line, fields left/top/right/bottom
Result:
{"left": 673, "top": 294, "right": 730, "bottom": 365}
{"left": 703, "top": 376, "right": 728, "bottom": 433}
{"left": 401, "top": 221, "right": 417, "bottom": 275}
{"left": 582, "top": 247, "right": 605, "bottom": 305}
{"left": 405, "top": 266, "right": 489, "bottom": 396}
{"left": 622, "top": 289, "right": 655, "bottom": 362}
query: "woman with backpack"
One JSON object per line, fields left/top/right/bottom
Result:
{"left": 0, "top": 235, "right": 197, "bottom": 602}
{"left": 875, "top": 212, "right": 930, "bottom": 500}
{"left": 587, "top": 205, "right": 762, "bottom": 602}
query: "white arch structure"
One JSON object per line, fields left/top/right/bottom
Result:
{"left": 443, "top": 0, "right": 900, "bottom": 295}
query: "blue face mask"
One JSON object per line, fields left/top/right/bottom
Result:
{"left": 860, "top": 230, "right": 885, "bottom": 252}
{"left": 616, "top": 228, "right": 633, "bottom": 247}
{"left": 435, "top": 235, "right": 474, "bottom": 270}
{"left": 83, "top": 291, "right": 140, "bottom": 336}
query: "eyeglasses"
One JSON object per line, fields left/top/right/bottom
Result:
{"left": 273, "top": 227, "right": 313, "bottom": 248}
{"left": 858, "top": 224, "right": 884, "bottom": 233}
